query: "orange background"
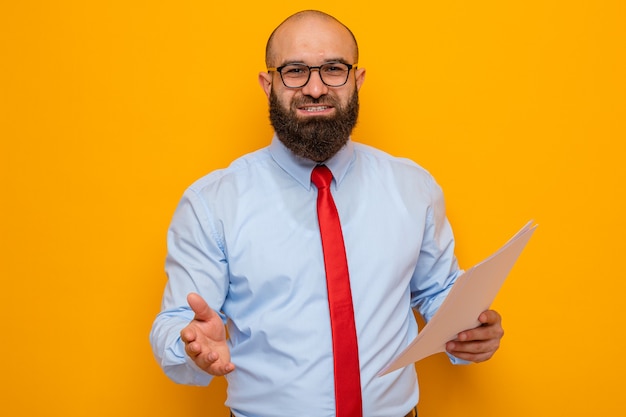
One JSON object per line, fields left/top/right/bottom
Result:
{"left": 1, "top": 1, "right": 625, "bottom": 416}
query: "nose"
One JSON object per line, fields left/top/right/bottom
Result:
{"left": 301, "top": 69, "right": 329, "bottom": 98}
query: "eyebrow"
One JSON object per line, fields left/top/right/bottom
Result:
{"left": 279, "top": 57, "right": 351, "bottom": 67}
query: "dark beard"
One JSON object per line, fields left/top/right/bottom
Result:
{"left": 269, "top": 88, "right": 359, "bottom": 162}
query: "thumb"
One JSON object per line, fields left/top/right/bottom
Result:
{"left": 187, "top": 292, "right": 214, "bottom": 322}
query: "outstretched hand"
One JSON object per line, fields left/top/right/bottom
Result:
{"left": 446, "top": 310, "right": 504, "bottom": 363}
{"left": 180, "top": 293, "right": 235, "bottom": 376}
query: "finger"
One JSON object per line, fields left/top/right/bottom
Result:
{"left": 458, "top": 324, "right": 498, "bottom": 342}
{"left": 448, "top": 348, "right": 495, "bottom": 363}
{"left": 196, "top": 351, "right": 236, "bottom": 376}
{"left": 180, "top": 325, "right": 197, "bottom": 344}
{"left": 187, "top": 292, "right": 214, "bottom": 322}
{"left": 458, "top": 326, "right": 503, "bottom": 346}
{"left": 478, "top": 309, "right": 501, "bottom": 325}
{"left": 448, "top": 338, "right": 497, "bottom": 354}
{"left": 457, "top": 310, "right": 503, "bottom": 342}
{"left": 184, "top": 340, "right": 203, "bottom": 357}
{"left": 446, "top": 339, "right": 499, "bottom": 362}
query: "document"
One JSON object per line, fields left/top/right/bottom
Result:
{"left": 379, "top": 221, "right": 538, "bottom": 376}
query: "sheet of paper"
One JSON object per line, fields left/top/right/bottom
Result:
{"left": 378, "top": 221, "right": 538, "bottom": 376}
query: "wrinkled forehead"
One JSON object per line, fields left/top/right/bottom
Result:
{"left": 267, "top": 15, "right": 358, "bottom": 67}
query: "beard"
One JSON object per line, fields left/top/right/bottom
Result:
{"left": 269, "top": 88, "right": 359, "bottom": 162}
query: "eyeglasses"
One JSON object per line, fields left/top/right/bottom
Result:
{"left": 267, "top": 62, "right": 357, "bottom": 88}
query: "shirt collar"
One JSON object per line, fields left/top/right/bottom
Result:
{"left": 269, "top": 134, "right": 355, "bottom": 189}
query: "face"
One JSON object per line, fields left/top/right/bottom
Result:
{"left": 259, "top": 14, "right": 366, "bottom": 162}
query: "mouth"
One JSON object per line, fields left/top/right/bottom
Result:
{"left": 297, "top": 104, "right": 335, "bottom": 116}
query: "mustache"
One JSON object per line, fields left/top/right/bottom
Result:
{"left": 290, "top": 95, "right": 339, "bottom": 108}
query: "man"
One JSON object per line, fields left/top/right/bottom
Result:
{"left": 150, "top": 9, "right": 503, "bottom": 417}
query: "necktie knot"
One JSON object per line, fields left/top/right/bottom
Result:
{"left": 311, "top": 165, "right": 333, "bottom": 189}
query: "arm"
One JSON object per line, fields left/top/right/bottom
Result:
{"left": 410, "top": 178, "right": 503, "bottom": 363}
{"left": 150, "top": 188, "right": 231, "bottom": 384}
{"left": 410, "top": 178, "right": 461, "bottom": 326}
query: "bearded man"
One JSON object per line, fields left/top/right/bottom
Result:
{"left": 150, "top": 9, "right": 503, "bottom": 417}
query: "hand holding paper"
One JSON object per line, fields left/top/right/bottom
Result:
{"left": 379, "top": 221, "right": 537, "bottom": 376}
{"left": 445, "top": 309, "right": 503, "bottom": 363}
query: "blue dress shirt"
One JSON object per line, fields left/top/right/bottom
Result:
{"left": 150, "top": 136, "right": 464, "bottom": 417}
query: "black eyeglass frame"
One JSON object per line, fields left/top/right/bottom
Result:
{"left": 267, "top": 62, "right": 358, "bottom": 88}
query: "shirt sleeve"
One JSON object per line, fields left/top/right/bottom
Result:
{"left": 149, "top": 187, "right": 230, "bottom": 385}
{"left": 409, "top": 176, "right": 470, "bottom": 365}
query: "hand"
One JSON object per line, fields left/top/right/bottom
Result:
{"left": 445, "top": 310, "right": 504, "bottom": 363}
{"left": 180, "top": 293, "right": 235, "bottom": 376}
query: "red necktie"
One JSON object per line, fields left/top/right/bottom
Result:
{"left": 311, "top": 165, "right": 362, "bottom": 417}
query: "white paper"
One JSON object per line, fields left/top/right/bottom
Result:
{"left": 378, "top": 221, "right": 538, "bottom": 376}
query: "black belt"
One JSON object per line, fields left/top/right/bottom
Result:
{"left": 230, "top": 407, "right": 417, "bottom": 417}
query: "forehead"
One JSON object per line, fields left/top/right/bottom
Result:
{"left": 270, "top": 16, "right": 357, "bottom": 65}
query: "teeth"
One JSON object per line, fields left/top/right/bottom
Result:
{"left": 305, "top": 106, "right": 328, "bottom": 112}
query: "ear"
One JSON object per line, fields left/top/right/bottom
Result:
{"left": 258, "top": 72, "right": 273, "bottom": 100}
{"left": 355, "top": 67, "right": 366, "bottom": 91}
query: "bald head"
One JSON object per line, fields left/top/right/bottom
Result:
{"left": 265, "top": 10, "right": 359, "bottom": 68}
